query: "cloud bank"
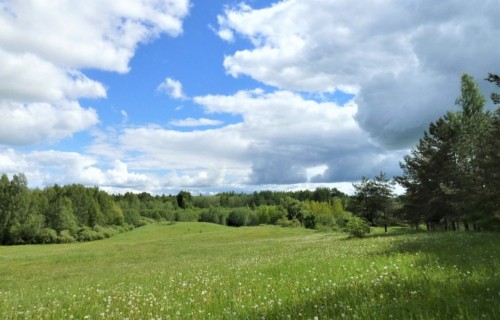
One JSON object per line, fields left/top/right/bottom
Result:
{"left": 218, "top": 0, "right": 499, "bottom": 147}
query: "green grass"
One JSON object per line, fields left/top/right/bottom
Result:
{"left": 0, "top": 222, "right": 499, "bottom": 319}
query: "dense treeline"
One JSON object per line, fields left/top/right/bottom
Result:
{"left": 113, "top": 187, "right": 352, "bottom": 231}
{"left": 0, "top": 178, "right": 354, "bottom": 245}
{"left": 396, "top": 74, "right": 500, "bottom": 231}
{"left": 350, "top": 74, "right": 499, "bottom": 232}
{"left": 0, "top": 175, "right": 134, "bottom": 245}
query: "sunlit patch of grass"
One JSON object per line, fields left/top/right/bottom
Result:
{"left": 0, "top": 223, "right": 499, "bottom": 319}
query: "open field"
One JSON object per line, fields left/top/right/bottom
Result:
{"left": 0, "top": 223, "right": 499, "bottom": 319}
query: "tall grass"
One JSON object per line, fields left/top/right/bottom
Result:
{"left": 0, "top": 223, "right": 498, "bottom": 319}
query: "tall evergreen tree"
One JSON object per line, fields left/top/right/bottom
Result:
{"left": 351, "top": 172, "right": 394, "bottom": 230}
{"left": 397, "top": 74, "right": 499, "bottom": 230}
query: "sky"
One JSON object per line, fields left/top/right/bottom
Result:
{"left": 0, "top": 0, "right": 499, "bottom": 195}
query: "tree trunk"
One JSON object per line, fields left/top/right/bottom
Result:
{"left": 384, "top": 223, "right": 387, "bottom": 233}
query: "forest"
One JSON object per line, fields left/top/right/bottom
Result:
{"left": 0, "top": 73, "right": 498, "bottom": 245}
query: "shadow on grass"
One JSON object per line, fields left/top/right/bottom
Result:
{"left": 341, "top": 227, "right": 425, "bottom": 241}
{"left": 231, "top": 274, "right": 499, "bottom": 320}
{"left": 380, "top": 231, "right": 500, "bottom": 266}
{"left": 230, "top": 231, "right": 500, "bottom": 320}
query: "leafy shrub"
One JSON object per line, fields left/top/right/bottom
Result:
{"left": 198, "top": 207, "right": 228, "bottom": 225}
{"left": 336, "top": 211, "right": 353, "bottom": 229}
{"left": 93, "top": 225, "right": 119, "bottom": 238}
{"left": 77, "top": 227, "right": 101, "bottom": 242}
{"left": 37, "top": 228, "right": 58, "bottom": 244}
{"left": 58, "top": 230, "right": 76, "bottom": 243}
{"left": 277, "top": 218, "right": 301, "bottom": 228}
{"left": 137, "top": 217, "right": 156, "bottom": 227}
{"left": 247, "top": 211, "right": 260, "bottom": 226}
{"left": 123, "top": 208, "right": 141, "bottom": 226}
{"left": 255, "top": 205, "right": 286, "bottom": 225}
{"left": 303, "top": 214, "right": 317, "bottom": 229}
{"left": 227, "top": 207, "right": 254, "bottom": 227}
{"left": 175, "top": 209, "right": 200, "bottom": 222}
{"left": 346, "top": 216, "right": 371, "bottom": 237}
{"left": 315, "top": 214, "right": 339, "bottom": 231}
{"left": 269, "top": 207, "right": 286, "bottom": 225}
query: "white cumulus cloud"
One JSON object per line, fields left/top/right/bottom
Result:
{"left": 0, "top": 100, "right": 99, "bottom": 145}
{"left": 169, "top": 118, "right": 223, "bottom": 127}
{"left": 157, "top": 77, "right": 188, "bottom": 99}
{"left": 0, "top": 0, "right": 191, "bottom": 146}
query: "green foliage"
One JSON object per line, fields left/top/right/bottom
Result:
{"left": 282, "top": 197, "right": 307, "bottom": 224}
{"left": 227, "top": 207, "right": 256, "bottom": 227}
{"left": 346, "top": 216, "right": 371, "bottom": 237}
{"left": 175, "top": 208, "right": 200, "bottom": 222}
{"left": 192, "top": 195, "right": 221, "bottom": 208}
{"left": 198, "top": 207, "right": 224, "bottom": 224}
{"left": 58, "top": 230, "right": 76, "bottom": 243}
{"left": 350, "top": 172, "right": 394, "bottom": 224}
{"left": 277, "top": 217, "right": 301, "bottom": 228}
{"left": 77, "top": 227, "right": 103, "bottom": 242}
{"left": 303, "top": 213, "right": 317, "bottom": 229}
{"left": 336, "top": 211, "right": 353, "bottom": 228}
{"left": 0, "top": 173, "right": 30, "bottom": 244}
{"left": 48, "top": 197, "right": 78, "bottom": 233}
{"left": 253, "top": 205, "right": 286, "bottom": 225}
{"left": 93, "top": 225, "right": 120, "bottom": 238}
{"left": 486, "top": 73, "right": 500, "bottom": 104}
{"left": 37, "top": 228, "right": 58, "bottom": 244}
{"left": 176, "top": 191, "right": 193, "bottom": 209}
{"left": 476, "top": 213, "right": 500, "bottom": 232}
{"left": 397, "top": 73, "right": 499, "bottom": 230}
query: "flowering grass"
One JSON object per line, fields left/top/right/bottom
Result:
{"left": 0, "top": 222, "right": 499, "bottom": 319}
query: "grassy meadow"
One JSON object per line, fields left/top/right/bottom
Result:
{"left": 0, "top": 222, "right": 499, "bottom": 319}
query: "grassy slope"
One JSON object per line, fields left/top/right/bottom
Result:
{"left": 0, "top": 223, "right": 499, "bottom": 319}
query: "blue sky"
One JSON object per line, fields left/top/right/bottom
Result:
{"left": 0, "top": 0, "right": 498, "bottom": 195}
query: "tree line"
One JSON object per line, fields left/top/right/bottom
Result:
{"left": 353, "top": 73, "right": 499, "bottom": 232}
{"left": 0, "top": 177, "right": 356, "bottom": 245}
{"left": 396, "top": 73, "right": 500, "bottom": 231}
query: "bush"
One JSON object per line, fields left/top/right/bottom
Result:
{"left": 77, "top": 227, "right": 101, "bottom": 242}
{"left": 58, "top": 230, "right": 76, "bottom": 243}
{"left": 247, "top": 211, "right": 260, "bottom": 226}
{"left": 198, "top": 207, "right": 228, "bottom": 225}
{"left": 93, "top": 225, "right": 119, "bottom": 238}
{"left": 303, "top": 214, "right": 317, "bottom": 229}
{"left": 336, "top": 211, "right": 353, "bottom": 229}
{"left": 123, "top": 208, "right": 141, "bottom": 226}
{"left": 277, "top": 218, "right": 301, "bottom": 228}
{"left": 315, "top": 214, "right": 339, "bottom": 231}
{"left": 175, "top": 209, "right": 200, "bottom": 222}
{"left": 37, "top": 228, "right": 58, "bottom": 244}
{"left": 227, "top": 207, "right": 254, "bottom": 227}
{"left": 137, "top": 217, "right": 156, "bottom": 227}
{"left": 346, "top": 216, "right": 371, "bottom": 237}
